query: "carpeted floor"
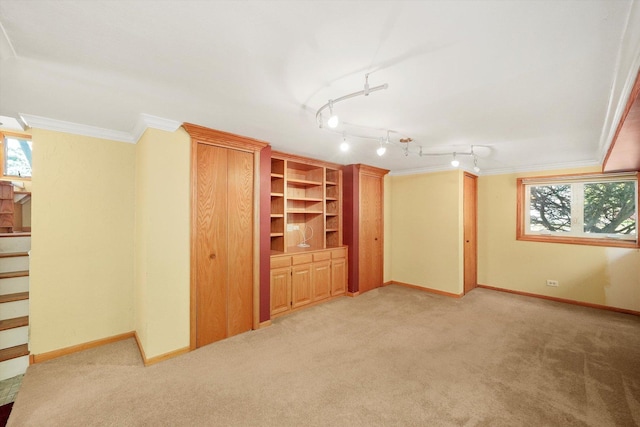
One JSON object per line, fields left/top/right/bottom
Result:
{"left": 7, "top": 286, "right": 640, "bottom": 426}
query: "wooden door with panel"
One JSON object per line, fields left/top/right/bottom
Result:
{"left": 359, "top": 172, "right": 383, "bottom": 293}
{"left": 226, "top": 149, "right": 254, "bottom": 336}
{"left": 196, "top": 143, "right": 229, "bottom": 347}
{"left": 291, "top": 263, "right": 313, "bottom": 308}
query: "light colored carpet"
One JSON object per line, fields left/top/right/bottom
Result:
{"left": 8, "top": 286, "right": 640, "bottom": 426}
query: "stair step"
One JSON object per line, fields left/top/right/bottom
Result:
{"left": 0, "top": 292, "right": 28, "bottom": 304}
{"left": 0, "top": 252, "right": 29, "bottom": 258}
{"left": 0, "top": 344, "right": 29, "bottom": 363}
{"left": 0, "top": 271, "right": 29, "bottom": 279}
{"left": 0, "top": 316, "right": 28, "bottom": 331}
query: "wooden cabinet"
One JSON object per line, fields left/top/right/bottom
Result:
{"left": 291, "top": 264, "right": 313, "bottom": 308}
{"left": 270, "top": 267, "right": 291, "bottom": 316}
{"left": 0, "top": 181, "right": 14, "bottom": 233}
{"left": 268, "top": 152, "right": 347, "bottom": 318}
{"left": 269, "top": 247, "right": 347, "bottom": 317}
{"left": 343, "top": 164, "right": 389, "bottom": 294}
{"left": 186, "top": 123, "right": 268, "bottom": 349}
{"left": 312, "top": 261, "right": 331, "bottom": 301}
{"left": 331, "top": 257, "right": 347, "bottom": 296}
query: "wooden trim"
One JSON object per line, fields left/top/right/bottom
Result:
{"left": 477, "top": 284, "right": 640, "bottom": 317}
{"left": 182, "top": 123, "right": 268, "bottom": 153}
{"left": 271, "top": 150, "right": 342, "bottom": 170}
{"left": 32, "top": 331, "right": 135, "bottom": 364}
{"left": 603, "top": 69, "right": 640, "bottom": 172}
{"left": 252, "top": 150, "right": 260, "bottom": 331}
{"left": 386, "top": 281, "right": 463, "bottom": 298}
{"left": 516, "top": 177, "right": 639, "bottom": 249}
{"left": 346, "top": 291, "right": 360, "bottom": 297}
{"left": 28, "top": 354, "right": 34, "bottom": 365}
{"left": 258, "top": 320, "right": 272, "bottom": 329}
{"left": 133, "top": 331, "right": 147, "bottom": 362}
{"left": 189, "top": 134, "right": 198, "bottom": 351}
{"left": 133, "top": 331, "right": 190, "bottom": 366}
{"left": 357, "top": 163, "right": 390, "bottom": 177}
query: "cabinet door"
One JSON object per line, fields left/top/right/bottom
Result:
{"left": 359, "top": 173, "right": 383, "bottom": 293}
{"left": 312, "top": 260, "right": 331, "bottom": 301}
{"left": 291, "top": 264, "right": 312, "bottom": 308}
{"left": 196, "top": 144, "right": 229, "bottom": 347}
{"left": 331, "top": 258, "right": 346, "bottom": 296}
{"left": 270, "top": 266, "right": 291, "bottom": 316}
{"left": 226, "top": 149, "right": 254, "bottom": 337}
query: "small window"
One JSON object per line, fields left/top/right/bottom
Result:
{"left": 517, "top": 173, "right": 638, "bottom": 248}
{"left": 1, "top": 132, "right": 32, "bottom": 179}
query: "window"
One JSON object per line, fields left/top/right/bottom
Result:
{"left": 517, "top": 173, "right": 638, "bottom": 248}
{"left": 1, "top": 132, "right": 32, "bottom": 179}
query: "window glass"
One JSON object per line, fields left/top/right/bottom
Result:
{"left": 4, "top": 136, "right": 32, "bottom": 178}
{"left": 529, "top": 184, "right": 571, "bottom": 233}
{"left": 583, "top": 182, "right": 636, "bottom": 236}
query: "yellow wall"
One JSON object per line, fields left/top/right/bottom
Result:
{"left": 30, "top": 129, "right": 136, "bottom": 354}
{"left": 388, "top": 170, "right": 463, "bottom": 295}
{"left": 134, "top": 128, "right": 191, "bottom": 359}
{"left": 478, "top": 167, "right": 640, "bottom": 311}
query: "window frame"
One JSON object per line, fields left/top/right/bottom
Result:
{"left": 516, "top": 172, "right": 639, "bottom": 249}
{"left": 0, "top": 131, "right": 32, "bottom": 181}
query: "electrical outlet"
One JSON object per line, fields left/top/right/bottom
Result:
{"left": 286, "top": 224, "right": 300, "bottom": 231}
{"left": 546, "top": 279, "right": 559, "bottom": 287}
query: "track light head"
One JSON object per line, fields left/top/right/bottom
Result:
{"left": 451, "top": 153, "right": 460, "bottom": 167}
{"left": 377, "top": 146, "right": 386, "bottom": 156}
{"left": 327, "top": 100, "right": 339, "bottom": 128}
{"left": 473, "top": 155, "right": 480, "bottom": 173}
{"left": 340, "top": 135, "right": 349, "bottom": 152}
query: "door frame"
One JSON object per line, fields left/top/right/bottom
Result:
{"left": 184, "top": 123, "right": 268, "bottom": 350}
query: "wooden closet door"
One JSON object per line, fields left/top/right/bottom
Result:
{"left": 226, "top": 149, "right": 254, "bottom": 337}
{"left": 359, "top": 173, "right": 383, "bottom": 293}
{"left": 196, "top": 143, "right": 229, "bottom": 347}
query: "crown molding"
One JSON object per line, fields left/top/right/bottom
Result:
{"left": 19, "top": 113, "right": 181, "bottom": 144}
{"left": 389, "top": 159, "right": 601, "bottom": 177}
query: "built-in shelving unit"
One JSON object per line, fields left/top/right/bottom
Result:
{"left": 270, "top": 152, "right": 343, "bottom": 254}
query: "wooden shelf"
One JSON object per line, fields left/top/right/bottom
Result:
{"left": 271, "top": 192, "right": 284, "bottom": 197}
{"left": 270, "top": 232, "right": 284, "bottom": 237}
{"left": 287, "top": 210, "right": 323, "bottom": 214}
{"left": 326, "top": 228, "right": 338, "bottom": 232}
{"left": 288, "top": 196, "right": 323, "bottom": 202}
{"left": 326, "top": 181, "right": 337, "bottom": 186}
{"left": 271, "top": 213, "right": 284, "bottom": 218}
{"left": 325, "top": 213, "right": 338, "bottom": 216}
{"left": 271, "top": 173, "right": 284, "bottom": 179}
{"left": 288, "top": 178, "right": 322, "bottom": 186}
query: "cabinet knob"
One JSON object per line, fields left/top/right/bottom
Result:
{"left": 209, "top": 253, "right": 216, "bottom": 260}
{"left": 374, "top": 237, "right": 378, "bottom": 241}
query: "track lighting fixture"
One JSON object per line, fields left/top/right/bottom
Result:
{"left": 315, "top": 74, "right": 490, "bottom": 170}
{"left": 316, "top": 74, "right": 388, "bottom": 130}
{"left": 451, "top": 153, "right": 460, "bottom": 167}
{"left": 473, "top": 155, "right": 480, "bottom": 173}
{"left": 377, "top": 138, "right": 387, "bottom": 156}
{"left": 327, "top": 100, "right": 339, "bottom": 128}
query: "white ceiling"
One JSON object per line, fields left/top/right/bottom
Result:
{"left": 1, "top": 0, "right": 639, "bottom": 174}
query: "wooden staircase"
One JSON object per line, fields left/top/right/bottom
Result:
{"left": 0, "top": 236, "right": 30, "bottom": 381}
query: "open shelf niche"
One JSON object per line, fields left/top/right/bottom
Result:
{"left": 270, "top": 152, "right": 343, "bottom": 254}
